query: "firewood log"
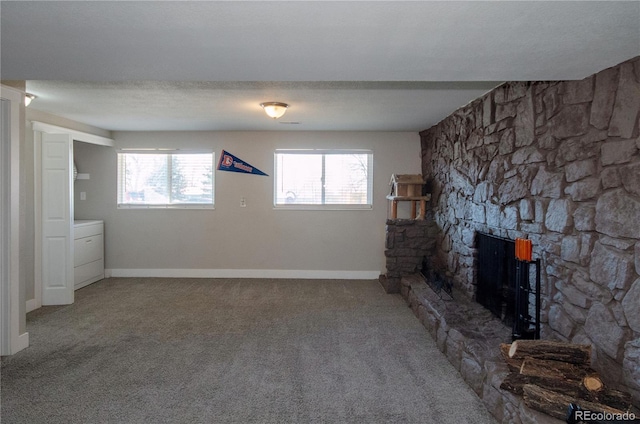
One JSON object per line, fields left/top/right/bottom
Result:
{"left": 577, "top": 375, "right": 633, "bottom": 412}
{"left": 508, "top": 340, "right": 591, "bottom": 365}
{"left": 500, "top": 343, "right": 523, "bottom": 372}
{"left": 582, "top": 374, "right": 603, "bottom": 392}
{"left": 519, "top": 357, "right": 593, "bottom": 380}
{"left": 519, "top": 357, "right": 591, "bottom": 397}
{"left": 522, "top": 384, "right": 629, "bottom": 421}
{"left": 506, "top": 359, "right": 633, "bottom": 411}
{"left": 499, "top": 371, "right": 528, "bottom": 395}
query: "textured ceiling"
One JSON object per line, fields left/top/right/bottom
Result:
{"left": 2, "top": 1, "right": 639, "bottom": 132}
{"left": 23, "top": 80, "right": 500, "bottom": 131}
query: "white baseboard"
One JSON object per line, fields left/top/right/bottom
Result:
{"left": 106, "top": 268, "right": 381, "bottom": 280}
{"left": 12, "top": 332, "right": 29, "bottom": 354}
{"left": 26, "top": 298, "right": 39, "bottom": 313}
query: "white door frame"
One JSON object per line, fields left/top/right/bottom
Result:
{"left": 1, "top": 85, "right": 29, "bottom": 355}
{"left": 32, "top": 130, "right": 43, "bottom": 311}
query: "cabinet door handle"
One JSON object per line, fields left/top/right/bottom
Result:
{"left": 85, "top": 239, "right": 93, "bottom": 243}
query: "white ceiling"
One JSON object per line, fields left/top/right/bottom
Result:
{"left": 2, "top": 1, "right": 639, "bottom": 132}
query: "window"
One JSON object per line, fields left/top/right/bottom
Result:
{"left": 117, "top": 150, "right": 214, "bottom": 208}
{"left": 274, "top": 150, "right": 373, "bottom": 209}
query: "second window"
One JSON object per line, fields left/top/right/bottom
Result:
{"left": 274, "top": 150, "right": 373, "bottom": 208}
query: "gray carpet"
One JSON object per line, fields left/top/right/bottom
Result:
{"left": 1, "top": 278, "right": 496, "bottom": 424}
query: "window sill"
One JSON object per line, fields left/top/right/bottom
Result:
{"left": 273, "top": 204, "right": 372, "bottom": 211}
{"left": 117, "top": 204, "right": 215, "bottom": 210}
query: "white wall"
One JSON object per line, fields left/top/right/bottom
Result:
{"left": 74, "top": 131, "right": 421, "bottom": 278}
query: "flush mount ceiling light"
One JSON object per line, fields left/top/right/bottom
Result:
{"left": 25, "top": 93, "right": 36, "bottom": 107}
{"left": 260, "top": 102, "right": 288, "bottom": 119}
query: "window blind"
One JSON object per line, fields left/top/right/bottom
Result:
{"left": 117, "top": 151, "right": 214, "bottom": 208}
{"left": 274, "top": 150, "right": 372, "bottom": 208}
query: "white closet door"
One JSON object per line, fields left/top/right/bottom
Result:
{"left": 41, "top": 133, "right": 74, "bottom": 305}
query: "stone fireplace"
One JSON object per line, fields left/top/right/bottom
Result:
{"left": 382, "top": 56, "right": 640, "bottom": 420}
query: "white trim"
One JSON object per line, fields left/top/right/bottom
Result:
{"left": 8, "top": 89, "right": 21, "bottom": 352}
{"left": 273, "top": 205, "right": 373, "bottom": 211}
{"left": 0, "top": 90, "right": 14, "bottom": 355}
{"left": 117, "top": 148, "right": 213, "bottom": 154}
{"left": 33, "top": 131, "right": 43, "bottom": 314}
{"left": 31, "top": 121, "right": 114, "bottom": 147}
{"left": 14, "top": 332, "right": 29, "bottom": 353}
{"left": 274, "top": 149, "right": 373, "bottom": 155}
{"left": 107, "top": 268, "right": 381, "bottom": 280}
{"left": 1, "top": 85, "right": 27, "bottom": 355}
{"left": 26, "top": 298, "right": 39, "bottom": 313}
{"left": 117, "top": 204, "right": 215, "bottom": 210}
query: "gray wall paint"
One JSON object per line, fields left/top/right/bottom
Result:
{"left": 73, "top": 131, "right": 420, "bottom": 274}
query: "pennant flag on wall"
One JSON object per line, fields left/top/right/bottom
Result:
{"left": 217, "top": 150, "right": 268, "bottom": 176}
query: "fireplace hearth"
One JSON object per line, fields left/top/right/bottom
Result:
{"left": 420, "top": 257, "right": 453, "bottom": 301}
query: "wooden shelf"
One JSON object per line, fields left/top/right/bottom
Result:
{"left": 386, "top": 194, "right": 431, "bottom": 220}
{"left": 386, "top": 195, "right": 431, "bottom": 201}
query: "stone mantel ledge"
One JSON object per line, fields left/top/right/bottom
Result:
{"left": 400, "top": 274, "right": 563, "bottom": 424}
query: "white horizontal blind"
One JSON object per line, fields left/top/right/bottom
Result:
{"left": 117, "top": 151, "right": 214, "bottom": 208}
{"left": 274, "top": 150, "right": 372, "bottom": 207}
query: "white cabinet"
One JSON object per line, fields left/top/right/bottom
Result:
{"left": 73, "top": 220, "right": 104, "bottom": 289}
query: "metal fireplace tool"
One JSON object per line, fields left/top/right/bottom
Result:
{"left": 513, "top": 237, "right": 541, "bottom": 341}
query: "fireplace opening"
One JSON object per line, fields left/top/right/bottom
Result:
{"left": 475, "top": 232, "right": 540, "bottom": 341}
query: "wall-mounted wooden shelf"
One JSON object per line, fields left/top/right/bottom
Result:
{"left": 386, "top": 194, "right": 431, "bottom": 220}
{"left": 388, "top": 174, "right": 430, "bottom": 219}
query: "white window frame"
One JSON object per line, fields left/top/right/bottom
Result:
{"left": 117, "top": 149, "right": 215, "bottom": 209}
{"left": 273, "top": 149, "right": 373, "bottom": 210}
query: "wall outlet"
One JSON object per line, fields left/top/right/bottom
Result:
{"left": 240, "top": 197, "right": 247, "bottom": 207}
{"left": 80, "top": 192, "right": 87, "bottom": 201}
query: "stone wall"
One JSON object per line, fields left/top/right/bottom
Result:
{"left": 419, "top": 56, "right": 640, "bottom": 405}
{"left": 381, "top": 219, "right": 436, "bottom": 293}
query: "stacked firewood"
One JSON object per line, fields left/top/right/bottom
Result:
{"left": 499, "top": 340, "right": 633, "bottom": 420}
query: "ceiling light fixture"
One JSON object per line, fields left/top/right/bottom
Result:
{"left": 260, "top": 102, "right": 288, "bottom": 119}
{"left": 25, "top": 93, "right": 36, "bottom": 107}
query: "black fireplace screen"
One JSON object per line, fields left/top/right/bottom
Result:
{"left": 476, "top": 232, "right": 540, "bottom": 340}
{"left": 476, "top": 233, "right": 516, "bottom": 321}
